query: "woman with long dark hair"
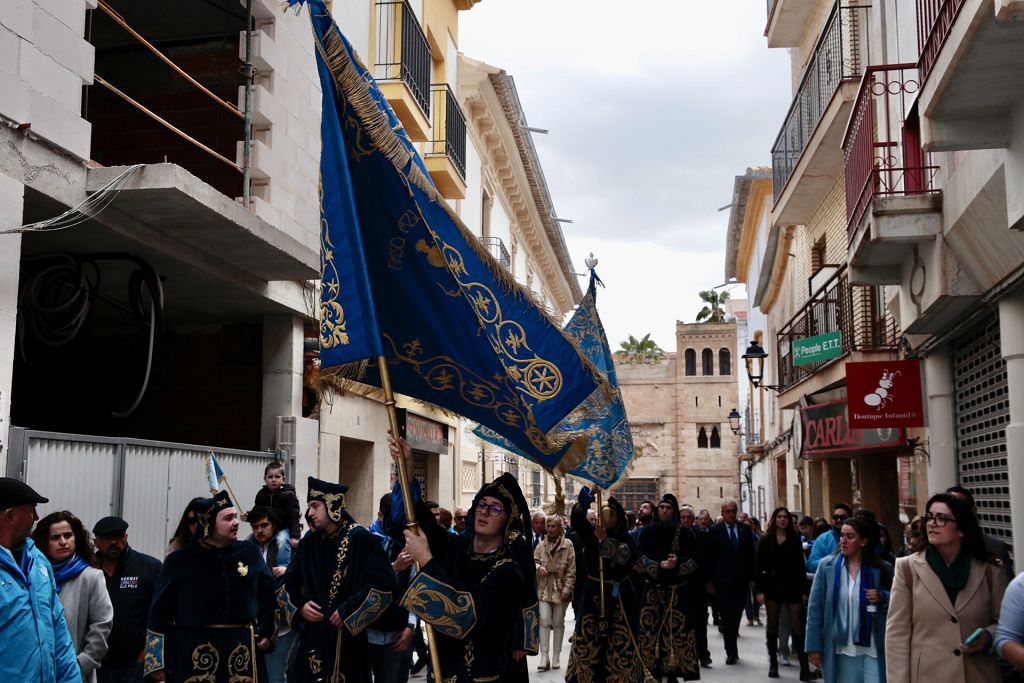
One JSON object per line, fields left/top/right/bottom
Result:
{"left": 33, "top": 511, "right": 114, "bottom": 683}
{"left": 806, "top": 516, "right": 892, "bottom": 682}
{"left": 164, "top": 497, "right": 203, "bottom": 556}
{"left": 886, "top": 492, "right": 1007, "bottom": 682}
{"left": 756, "top": 507, "right": 811, "bottom": 680}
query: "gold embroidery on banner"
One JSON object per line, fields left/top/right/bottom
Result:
{"left": 319, "top": 182, "right": 350, "bottom": 350}
{"left": 344, "top": 587, "right": 392, "bottom": 635}
{"left": 183, "top": 642, "right": 219, "bottom": 683}
{"left": 227, "top": 643, "right": 253, "bottom": 683}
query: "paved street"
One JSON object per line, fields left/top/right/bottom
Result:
{"left": 413, "top": 604, "right": 793, "bottom": 682}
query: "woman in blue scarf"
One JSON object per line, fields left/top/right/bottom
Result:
{"left": 805, "top": 516, "right": 892, "bottom": 682}
{"left": 32, "top": 511, "right": 114, "bottom": 683}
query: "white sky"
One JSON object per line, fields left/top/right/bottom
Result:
{"left": 459, "top": 0, "right": 792, "bottom": 351}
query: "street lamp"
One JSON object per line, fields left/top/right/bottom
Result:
{"left": 728, "top": 408, "right": 741, "bottom": 435}
{"left": 742, "top": 340, "right": 768, "bottom": 388}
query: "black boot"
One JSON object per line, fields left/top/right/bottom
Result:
{"left": 767, "top": 640, "right": 779, "bottom": 678}
{"left": 798, "top": 650, "right": 815, "bottom": 682}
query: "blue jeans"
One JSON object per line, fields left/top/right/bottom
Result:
{"left": 835, "top": 653, "right": 880, "bottom": 683}
{"left": 369, "top": 639, "right": 413, "bottom": 683}
{"left": 264, "top": 630, "right": 297, "bottom": 683}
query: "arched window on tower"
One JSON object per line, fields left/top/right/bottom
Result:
{"left": 702, "top": 348, "right": 714, "bottom": 375}
{"left": 685, "top": 349, "right": 696, "bottom": 376}
{"left": 710, "top": 426, "right": 721, "bottom": 448}
{"left": 719, "top": 348, "right": 731, "bottom": 375}
{"left": 697, "top": 427, "right": 708, "bottom": 449}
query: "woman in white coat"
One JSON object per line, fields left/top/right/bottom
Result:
{"left": 33, "top": 511, "right": 114, "bottom": 683}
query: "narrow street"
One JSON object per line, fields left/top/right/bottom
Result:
{"left": 412, "top": 605, "right": 785, "bottom": 683}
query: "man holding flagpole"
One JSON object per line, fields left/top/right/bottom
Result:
{"left": 283, "top": 477, "right": 396, "bottom": 683}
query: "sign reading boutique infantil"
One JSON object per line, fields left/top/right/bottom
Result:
{"left": 845, "top": 360, "right": 925, "bottom": 429}
{"left": 792, "top": 330, "right": 843, "bottom": 366}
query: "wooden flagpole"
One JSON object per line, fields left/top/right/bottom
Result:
{"left": 596, "top": 488, "right": 606, "bottom": 618}
{"left": 378, "top": 355, "right": 445, "bottom": 680}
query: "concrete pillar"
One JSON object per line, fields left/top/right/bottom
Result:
{"left": 0, "top": 172, "right": 24, "bottom": 473}
{"left": 260, "top": 315, "right": 304, "bottom": 451}
{"left": 999, "top": 293, "right": 1024, "bottom": 564}
{"left": 924, "top": 347, "right": 957, "bottom": 494}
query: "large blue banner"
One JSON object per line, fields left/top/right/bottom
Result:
{"left": 304, "top": 0, "right": 608, "bottom": 470}
{"left": 474, "top": 273, "right": 635, "bottom": 488}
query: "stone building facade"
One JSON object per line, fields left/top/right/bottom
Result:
{"left": 615, "top": 321, "right": 740, "bottom": 513}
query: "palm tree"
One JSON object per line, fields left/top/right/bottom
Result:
{"left": 696, "top": 289, "right": 730, "bottom": 323}
{"left": 618, "top": 333, "right": 665, "bottom": 364}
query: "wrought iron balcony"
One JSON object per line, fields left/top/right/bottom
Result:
{"left": 917, "top": 0, "right": 966, "bottom": 85}
{"left": 423, "top": 83, "right": 467, "bottom": 201}
{"left": 374, "top": 0, "right": 431, "bottom": 118}
{"left": 843, "top": 65, "right": 939, "bottom": 242}
{"left": 770, "top": 1, "right": 866, "bottom": 203}
{"left": 776, "top": 265, "right": 898, "bottom": 391}
{"left": 480, "top": 236, "right": 511, "bottom": 270}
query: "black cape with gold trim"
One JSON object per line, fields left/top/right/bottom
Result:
{"left": 636, "top": 521, "right": 701, "bottom": 681}
{"left": 394, "top": 483, "right": 526, "bottom": 683}
{"left": 284, "top": 521, "right": 396, "bottom": 683}
{"left": 145, "top": 540, "right": 277, "bottom": 683}
{"left": 565, "top": 500, "right": 645, "bottom": 683}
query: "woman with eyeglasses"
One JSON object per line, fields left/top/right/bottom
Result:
{"left": 885, "top": 492, "right": 1007, "bottom": 682}
{"left": 805, "top": 516, "right": 892, "bottom": 683}
{"left": 388, "top": 434, "right": 537, "bottom": 683}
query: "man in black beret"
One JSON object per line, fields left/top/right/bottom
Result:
{"left": 0, "top": 478, "right": 80, "bottom": 683}
{"left": 94, "top": 516, "right": 162, "bottom": 683}
{"left": 145, "top": 491, "right": 278, "bottom": 682}
{"left": 284, "top": 477, "right": 397, "bottom": 683}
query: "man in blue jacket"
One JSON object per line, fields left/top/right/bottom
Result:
{"left": 0, "top": 477, "right": 80, "bottom": 683}
{"left": 806, "top": 502, "right": 852, "bottom": 573}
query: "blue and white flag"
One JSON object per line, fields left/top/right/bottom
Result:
{"left": 297, "top": 0, "right": 611, "bottom": 472}
{"left": 206, "top": 453, "right": 225, "bottom": 495}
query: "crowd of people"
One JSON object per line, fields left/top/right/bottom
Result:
{"left": 2, "top": 444, "right": 1024, "bottom": 683}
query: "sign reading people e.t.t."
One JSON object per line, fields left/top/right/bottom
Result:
{"left": 792, "top": 331, "right": 842, "bottom": 366}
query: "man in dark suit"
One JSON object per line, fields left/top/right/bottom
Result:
{"left": 705, "top": 500, "right": 755, "bottom": 665}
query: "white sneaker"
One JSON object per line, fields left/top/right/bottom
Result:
{"left": 781, "top": 655, "right": 792, "bottom": 667}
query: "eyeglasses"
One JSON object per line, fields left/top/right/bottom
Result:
{"left": 924, "top": 512, "right": 956, "bottom": 527}
{"left": 475, "top": 500, "right": 505, "bottom": 517}
{"left": 832, "top": 514, "right": 849, "bottom": 522}
{"left": 454, "top": 515, "right": 467, "bottom": 521}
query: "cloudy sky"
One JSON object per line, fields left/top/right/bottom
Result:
{"left": 459, "top": 1, "right": 792, "bottom": 351}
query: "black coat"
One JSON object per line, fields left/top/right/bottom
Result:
{"left": 754, "top": 533, "right": 807, "bottom": 603}
{"left": 706, "top": 522, "right": 755, "bottom": 589}
{"left": 254, "top": 484, "right": 302, "bottom": 539}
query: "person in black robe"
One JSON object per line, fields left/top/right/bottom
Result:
{"left": 284, "top": 477, "right": 397, "bottom": 683}
{"left": 566, "top": 487, "right": 650, "bottom": 683}
{"left": 636, "top": 494, "right": 701, "bottom": 682}
{"left": 389, "top": 434, "right": 529, "bottom": 683}
{"left": 144, "top": 490, "right": 278, "bottom": 683}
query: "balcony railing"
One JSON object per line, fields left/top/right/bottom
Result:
{"left": 480, "top": 236, "right": 511, "bottom": 270}
{"left": 843, "top": 65, "right": 939, "bottom": 241}
{"left": 917, "top": 0, "right": 967, "bottom": 85}
{"left": 427, "top": 84, "right": 467, "bottom": 179}
{"left": 767, "top": 0, "right": 776, "bottom": 20}
{"left": 745, "top": 407, "right": 761, "bottom": 447}
{"left": 776, "top": 265, "right": 898, "bottom": 391}
{"left": 375, "top": 0, "right": 431, "bottom": 117}
{"left": 770, "top": 2, "right": 867, "bottom": 202}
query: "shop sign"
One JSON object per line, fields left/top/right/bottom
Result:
{"left": 846, "top": 360, "right": 925, "bottom": 429}
{"left": 792, "top": 331, "right": 843, "bottom": 366}
{"left": 800, "top": 400, "right": 904, "bottom": 459}
{"left": 400, "top": 410, "right": 450, "bottom": 454}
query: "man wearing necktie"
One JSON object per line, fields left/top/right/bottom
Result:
{"left": 531, "top": 512, "right": 547, "bottom": 549}
{"left": 706, "top": 501, "right": 755, "bottom": 665}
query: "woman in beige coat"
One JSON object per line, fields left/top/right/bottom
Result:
{"left": 534, "top": 514, "right": 576, "bottom": 672}
{"left": 885, "top": 493, "right": 1007, "bottom": 683}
